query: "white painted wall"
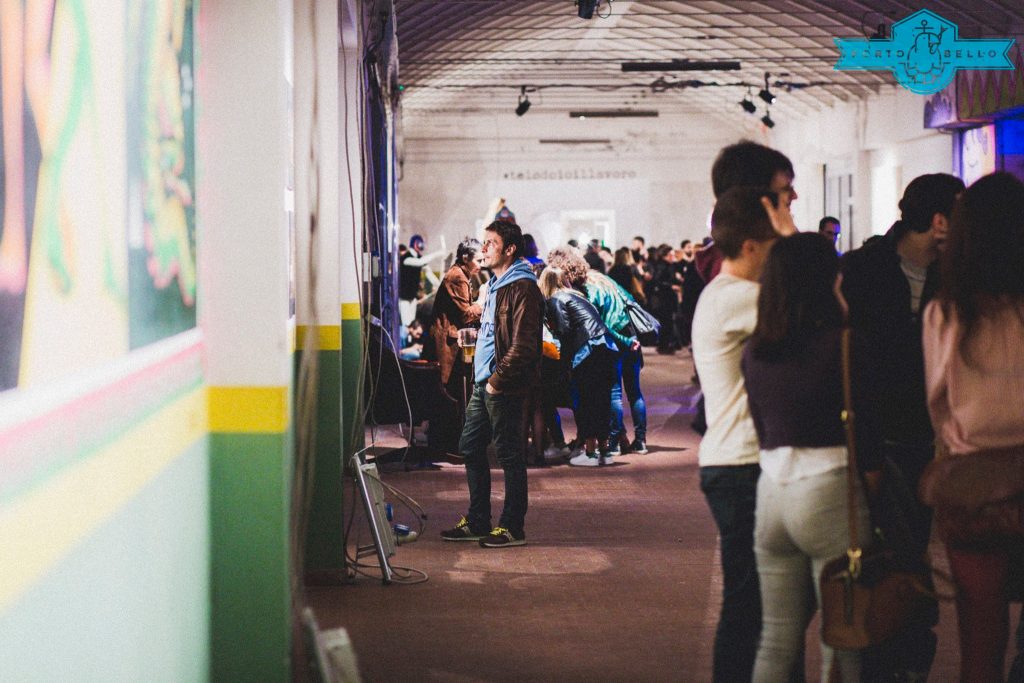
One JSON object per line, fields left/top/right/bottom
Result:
{"left": 773, "top": 86, "right": 953, "bottom": 248}
{"left": 398, "top": 112, "right": 749, "bottom": 253}
{"left": 293, "top": 0, "right": 341, "bottom": 327}
{"left": 197, "top": 0, "right": 294, "bottom": 385}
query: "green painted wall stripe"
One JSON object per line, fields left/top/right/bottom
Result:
{"left": 340, "top": 318, "right": 364, "bottom": 456}
{"left": 293, "top": 351, "right": 345, "bottom": 572}
{"left": 210, "top": 431, "right": 291, "bottom": 682}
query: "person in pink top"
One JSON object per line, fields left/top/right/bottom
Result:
{"left": 923, "top": 171, "right": 1024, "bottom": 682}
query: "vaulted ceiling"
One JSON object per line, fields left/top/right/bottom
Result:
{"left": 394, "top": 0, "right": 1024, "bottom": 130}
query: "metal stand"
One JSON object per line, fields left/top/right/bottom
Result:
{"left": 352, "top": 450, "right": 395, "bottom": 584}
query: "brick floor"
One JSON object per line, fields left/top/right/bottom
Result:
{"left": 307, "top": 350, "right": 1019, "bottom": 682}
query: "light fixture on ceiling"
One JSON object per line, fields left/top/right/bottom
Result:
{"left": 569, "top": 110, "right": 658, "bottom": 118}
{"left": 622, "top": 59, "right": 740, "bottom": 72}
{"left": 761, "top": 109, "right": 775, "bottom": 129}
{"left": 758, "top": 73, "right": 776, "bottom": 105}
{"left": 576, "top": 0, "right": 600, "bottom": 19}
{"left": 515, "top": 86, "right": 531, "bottom": 116}
{"left": 740, "top": 88, "right": 756, "bottom": 114}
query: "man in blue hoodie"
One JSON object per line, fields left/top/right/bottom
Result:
{"left": 441, "top": 220, "right": 544, "bottom": 548}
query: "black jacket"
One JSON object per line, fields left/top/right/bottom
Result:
{"left": 545, "top": 290, "right": 611, "bottom": 367}
{"left": 840, "top": 229, "right": 939, "bottom": 444}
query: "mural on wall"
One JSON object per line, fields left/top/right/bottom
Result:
{"left": 126, "top": 0, "right": 196, "bottom": 349}
{"left": 0, "top": 0, "right": 196, "bottom": 392}
{"left": 0, "top": 0, "right": 44, "bottom": 389}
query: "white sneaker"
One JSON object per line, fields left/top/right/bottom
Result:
{"left": 568, "top": 445, "right": 585, "bottom": 460}
{"left": 601, "top": 452, "right": 615, "bottom": 466}
{"left": 569, "top": 451, "right": 601, "bottom": 467}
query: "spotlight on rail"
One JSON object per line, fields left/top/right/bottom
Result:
{"left": 758, "top": 72, "right": 776, "bottom": 105}
{"left": 576, "top": 0, "right": 600, "bottom": 19}
{"left": 515, "top": 86, "right": 531, "bottom": 116}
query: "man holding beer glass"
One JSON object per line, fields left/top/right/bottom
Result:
{"left": 440, "top": 221, "right": 544, "bottom": 548}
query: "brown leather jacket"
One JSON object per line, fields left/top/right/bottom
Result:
{"left": 488, "top": 278, "right": 544, "bottom": 395}
{"left": 425, "top": 265, "right": 482, "bottom": 383}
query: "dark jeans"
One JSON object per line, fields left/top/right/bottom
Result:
{"left": 570, "top": 348, "right": 615, "bottom": 443}
{"left": 459, "top": 382, "right": 528, "bottom": 534}
{"left": 609, "top": 346, "right": 647, "bottom": 445}
{"left": 862, "top": 440, "right": 938, "bottom": 680}
{"left": 700, "top": 464, "right": 762, "bottom": 683}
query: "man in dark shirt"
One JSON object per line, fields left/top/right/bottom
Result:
{"left": 583, "top": 238, "right": 607, "bottom": 273}
{"left": 398, "top": 234, "right": 445, "bottom": 326}
{"left": 840, "top": 172, "right": 964, "bottom": 682}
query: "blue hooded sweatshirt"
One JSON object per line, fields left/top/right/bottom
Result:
{"left": 474, "top": 258, "right": 538, "bottom": 384}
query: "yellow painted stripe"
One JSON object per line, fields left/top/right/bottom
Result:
{"left": 208, "top": 386, "right": 290, "bottom": 433}
{"left": 341, "top": 303, "right": 361, "bottom": 321}
{"left": 0, "top": 387, "right": 206, "bottom": 611}
{"left": 289, "top": 324, "right": 297, "bottom": 354}
{"left": 296, "top": 325, "right": 341, "bottom": 350}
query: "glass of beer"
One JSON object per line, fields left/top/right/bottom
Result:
{"left": 457, "top": 328, "right": 477, "bottom": 363}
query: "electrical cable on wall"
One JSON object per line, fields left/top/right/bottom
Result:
{"left": 340, "top": 0, "right": 428, "bottom": 584}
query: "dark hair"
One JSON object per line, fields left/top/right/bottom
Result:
{"left": 522, "top": 233, "right": 539, "bottom": 259}
{"left": 456, "top": 237, "right": 481, "bottom": 264}
{"left": 656, "top": 244, "right": 673, "bottom": 261}
{"left": 710, "top": 186, "right": 778, "bottom": 259}
{"left": 567, "top": 238, "right": 579, "bottom": 248}
{"left": 891, "top": 173, "right": 964, "bottom": 237}
{"left": 633, "top": 235, "right": 645, "bottom": 244}
{"left": 938, "top": 171, "right": 1024, "bottom": 360}
{"left": 711, "top": 141, "right": 794, "bottom": 199}
{"left": 485, "top": 220, "right": 524, "bottom": 259}
{"left": 818, "top": 216, "right": 840, "bottom": 232}
{"left": 680, "top": 239, "right": 692, "bottom": 249}
{"left": 749, "top": 233, "right": 844, "bottom": 360}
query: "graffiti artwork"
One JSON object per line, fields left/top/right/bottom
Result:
{"left": 0, "top": 0, "right": 196, "bottom": 392}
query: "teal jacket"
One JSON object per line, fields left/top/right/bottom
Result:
{"left": 584, "top": 271, "right": 637, "bottom": 350}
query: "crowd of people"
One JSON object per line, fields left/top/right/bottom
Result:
{"left": 395, "top": 139, "right": 1024, "bottom": 681}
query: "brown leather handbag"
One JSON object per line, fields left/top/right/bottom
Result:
{"left": 819, "top": 329, "right": 935, "bottom": 651}
{"left": 918, "top": 444, "right": 1024, "bottom": 548}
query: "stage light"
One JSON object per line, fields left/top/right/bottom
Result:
{"left": 761, "top": 111, "right": 775, "bottom": 128}
{"left": 576, "top": 0, "right": 599, "bottom": 19}
{"left": 758, "top": 72, "right": 776, "bottom": 105}
{"left": 515, "top": 86, "right": 531, "bottom": 116}
{"left": 740, "top": 88, "right": 756, "bottom": 114}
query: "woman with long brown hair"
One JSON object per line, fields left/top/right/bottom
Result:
{"left": 923, "top": 171, "right": 1024, "bottom": 682}
{"left": 741, "top": 233, "right": 882, "bottom": 681}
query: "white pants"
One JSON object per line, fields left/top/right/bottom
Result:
{"left": 752, "top": 466, "right": 871, "bottom": 683}
{"left": 399, "top": 298, "right": 417, "bottom": 327}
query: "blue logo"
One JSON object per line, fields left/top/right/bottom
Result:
{"left": 835, "top": 10, "right": 1015, "bottom": 95}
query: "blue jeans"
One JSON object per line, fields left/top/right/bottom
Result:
{"left": 608, "top": 347, "right": 647, "bottom": 445}
{"left": 700, "top": 464, "right": 762, "bottom": 683}
{"left": 459, "top": 382, "right": 528, "bottom": 534}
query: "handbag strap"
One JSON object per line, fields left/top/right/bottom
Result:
{"left": 840, "top": 328, "right": 864, "bottom": 577}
